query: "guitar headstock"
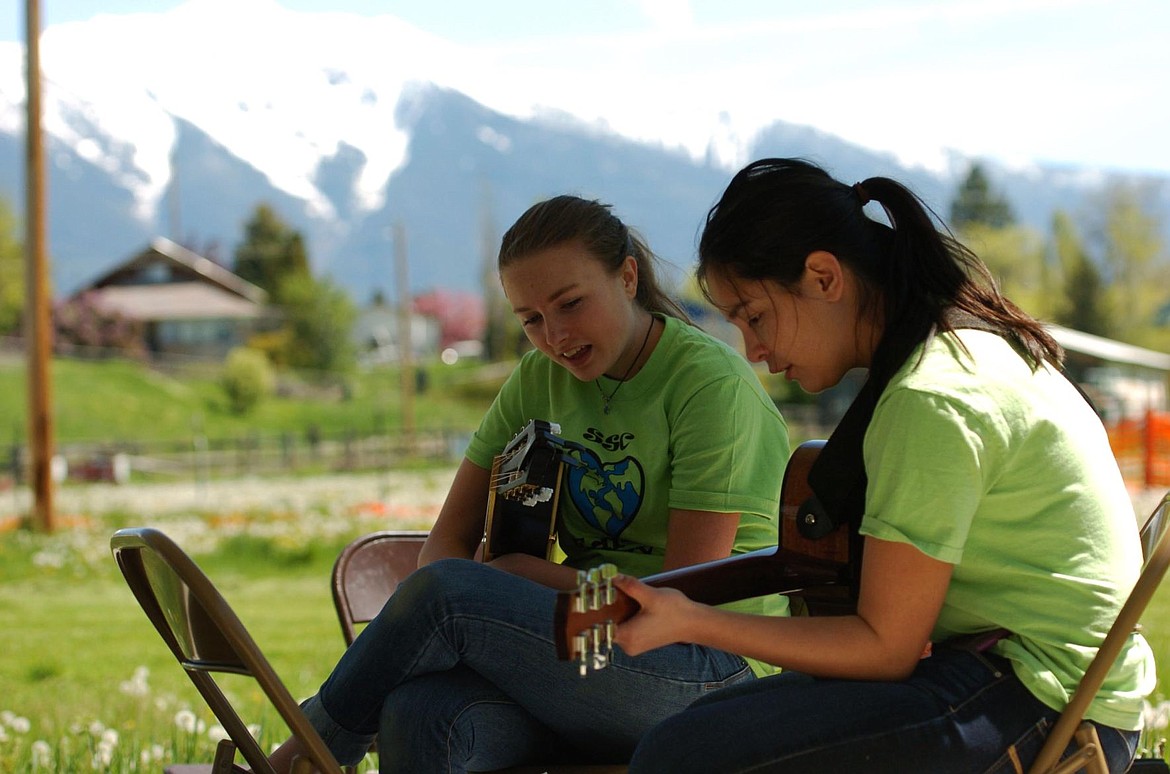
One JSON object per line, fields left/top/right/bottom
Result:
{"left": 553, "top": 563, "right": 639, "bottom": 676}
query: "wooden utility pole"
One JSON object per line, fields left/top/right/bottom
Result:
{"left": 24, "top": 0, "right": 55, "bottom": 531}
{"left": 394, "top": 222, "right": 415, "bottom": 443}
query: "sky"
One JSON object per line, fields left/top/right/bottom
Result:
{"left": 1, "top": 0, "right": 1169, "bottom": 176}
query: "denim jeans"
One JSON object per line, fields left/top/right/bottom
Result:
{"left": 627, "top": 644, "right": 1140, "bottom": 773}
{"left": 300, "top": 558, "right": 753, "bottom": 773}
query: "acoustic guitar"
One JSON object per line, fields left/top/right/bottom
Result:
{"left": 481, "top": 419, "right": 572, "bottom": 562}
{"left": 552, "top": 439, "right": 860, "bottom": 676}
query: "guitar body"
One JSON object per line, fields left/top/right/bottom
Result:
{"left": 554, "top": 439, "right": 861, "bottom": 672}
{"left": 482, "top": 419, "right": 567, "bottom": 562}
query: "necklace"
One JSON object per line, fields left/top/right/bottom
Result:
{"left": 596, "top": 315, "right": 655, "bottom": 415}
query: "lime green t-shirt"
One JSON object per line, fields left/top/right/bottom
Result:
{"left": 466, "top": 315, "right": 792, "bottom": 676}
{"left": 860, "top": 330, "right": 1155, "bottom": 730}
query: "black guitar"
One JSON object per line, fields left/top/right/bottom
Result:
{"left": 481, "top": 419, "right": 572, "bottom": 562}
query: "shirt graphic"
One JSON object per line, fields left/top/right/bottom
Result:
{"left": 564, "top": 444, "right": 645, "bottom": 547}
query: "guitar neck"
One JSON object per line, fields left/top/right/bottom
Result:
{"left": 553, "top": 547, "right": 846, "bottom": 661}
{"left": 640, "top": 545, "right": 845, "bottom": 605}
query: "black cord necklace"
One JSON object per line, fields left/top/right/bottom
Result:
{"left": 596, "top": 314, "right": 654, "bottom": 415}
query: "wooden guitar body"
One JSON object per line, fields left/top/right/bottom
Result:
{"left": 554, "top": 439, "right": 860, "bottom": 674}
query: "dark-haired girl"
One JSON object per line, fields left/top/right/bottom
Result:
{"left": 618, "top": 159, "right": 1154, "bottom": 773}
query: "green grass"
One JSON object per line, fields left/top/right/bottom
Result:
{"left": 0, "top": 355, "right": 500, "bottom": 445}
{"left": 2, "top": 503, "right": 1170, "bottom": 772}
{"left": 0, "top": 510, "right": 384, "bottom": 772}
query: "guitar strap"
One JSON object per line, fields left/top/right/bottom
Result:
{"left": 803, "top": 311, "right": 1097, "bottom": 557}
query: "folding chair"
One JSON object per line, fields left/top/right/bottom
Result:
{"left": 1028, "top": 491, "right": 1170, "bottom": 774}
{"left": 332, "top": 530, "right": 428, "bottom": 645}
{"left": 331, "top": 530, "right": 628, "bottom": 773}
{"left": 110, "top": 527, "right": 350, "bottom": 774}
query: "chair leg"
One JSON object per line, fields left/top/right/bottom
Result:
{"left": 211, "top": 739, "right": 238, "bottom": 774}
{"left": 1046, "top": 721, "right": 1108, "bottom": 774}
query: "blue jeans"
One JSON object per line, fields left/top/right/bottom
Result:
{"left": 300, "top": 558, "right": 753, "bottom": 773}
{"left": 628, "top": 644, "right": 1140, "bottom": 773}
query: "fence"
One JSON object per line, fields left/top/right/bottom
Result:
{"left": 1107, "top": 410, "right": 1170, "bottom": 488}
{"left": 6, "top": 427, "right": 472, "bottom": 487}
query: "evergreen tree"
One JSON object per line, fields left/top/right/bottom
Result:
{"left": 232, "top": 204, "right": 310, "bottom": 303}
{"left": 950, "top": 162, "right": 1015, "bottom": 229}
{"left": 1051, "top": 211, "right": 1113, "bottom": 336}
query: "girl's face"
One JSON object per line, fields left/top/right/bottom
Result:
{"left": 501, "top": 240, "right": 642, "bottom": 382}
{"left": 705, "top": 252, "right": 873, "bottom": 394}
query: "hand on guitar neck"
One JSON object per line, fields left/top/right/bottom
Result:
{"left": 552, "top": 440, "right": 859, "bottom": 677}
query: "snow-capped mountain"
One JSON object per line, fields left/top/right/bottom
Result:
{"left": 0, "top": 0, "right": 1164, "bottom": 300}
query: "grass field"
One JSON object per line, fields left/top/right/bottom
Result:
{"left": 2, "top": 490, "right": 1170, "bottom": 772}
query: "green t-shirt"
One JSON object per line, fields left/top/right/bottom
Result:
{"left": 860, "top": 330, "right": 1155, "bottom": 730}
{"left": 466, "top": 315, "right": 792, "bottom": 676}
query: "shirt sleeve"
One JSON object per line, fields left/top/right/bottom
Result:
{"left": 860, "top": 387, "right": 991, "bottom": 564}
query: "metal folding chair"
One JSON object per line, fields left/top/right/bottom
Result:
{"left": 331, "top": 530, "right": 627, "bottom": 773}
{"left": 111, "top": 527, "right": 349, "bottom": 774}
{"left": 1028, "top": 491, "right": 1170, "bottom": 774}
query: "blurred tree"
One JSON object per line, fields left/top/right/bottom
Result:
{"left": 1091, "top": 181, "right": 1169, "bottom": 346}
{"left": 0, "top": 198, "right": 23, "bottom": 335}
{"left": 960, "top": 223, "right": 1049, "bottom": 317}
{"left": 52, "top": 292, "right": 145, "bottom": 356}
{"left": 1049, "top": 211, "right": 1113, "bottom": 336}
{"left": 232, "top": 204, "right": 310, "bottom": 303}
{"left": 951, "top": 162, "right": 1015, "bottom": 229}
{"left": 278, "top": 272, "right": 357, "bottom": 374}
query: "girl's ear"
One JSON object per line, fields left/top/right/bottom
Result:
{"left": 801, "top": 250, "right": 845, "bottom": 302}
{"left": 620, "top": 254, "right": 639, "bottom": 298}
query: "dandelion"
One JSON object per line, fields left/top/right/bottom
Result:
{"left": 207, "top": 724, "right": 229, "bottom": 743}
{"left": 31, "top": 739, "right": 52, "bottom": 768}
{"left": 119, "top": 666, "right": 151, "bottom": 697}
{"left": 9, "top": 715, "right": 31, "bottom": 734}
{"left": 1156, "top": 700, "right": 1170, "bottom": 730}
{"left": 88, "top": 720, "right": 106, "bottom": 736}
{"left": 0, "top": 710, "right": 14, "bottom": 724}
{"left": 174, "top": 709, "right": 197, "bottom": 734}
{"left": 0, "top": 725, "right": 8, "bottom": 743}
{"left": 101, "top": 728, "right": 119, "bottom": 747}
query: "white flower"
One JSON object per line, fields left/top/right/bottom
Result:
{"left": 1157, "top": 701, "right": 1170, "bottom": 730}
{"left": 100, "top": 728, "right": 119, "bottom": 747}
{"left": 31, "top": 740, "right": 52, "bottom": 768}
{"left": 10, "top": 715, "right": 31, "bottom": 734}
{"left": 174, "top": 709, "right": 197, "bottom": 734}
{"left": 87, "top": 720, "right": 105, "bottom": 736}
{"left": 0, "top": 726, "right": 8, "bottom": 743}
{"left": 207, "top": 724, "right": 229, "bottom": 743}
{"left": 0, "top": 710, "right": 14, "bottom": 724}
{"left": 119, "top": 666, "right": 151, "bottom": 697}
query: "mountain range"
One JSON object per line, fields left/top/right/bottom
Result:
{"left": 0, "top": 0, "right": 1166, "bottom": 303}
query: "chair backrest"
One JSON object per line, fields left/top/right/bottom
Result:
{"left": 111, "top": 527, "right": 344, "bottom": 774}
{"left": 332, "top": 530, "right": 428, "bottom": 645}
{"left": 1028, "top": 491, "right": 1170, "bottom": 774}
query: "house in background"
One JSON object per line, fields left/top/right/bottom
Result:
{"left": 70, "top": 237, "right": 271, "bottom": 360}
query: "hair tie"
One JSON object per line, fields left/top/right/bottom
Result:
{"left": 853, "top": 182, "right": 870, "bottom": 206}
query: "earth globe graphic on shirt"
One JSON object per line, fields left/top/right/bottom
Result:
{"left": 565, "top": 449, "right": 645, "bottom": 540}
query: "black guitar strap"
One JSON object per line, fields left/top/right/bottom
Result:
{"left": 802, "top": 312, "right": 1097, "bottom": 568}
